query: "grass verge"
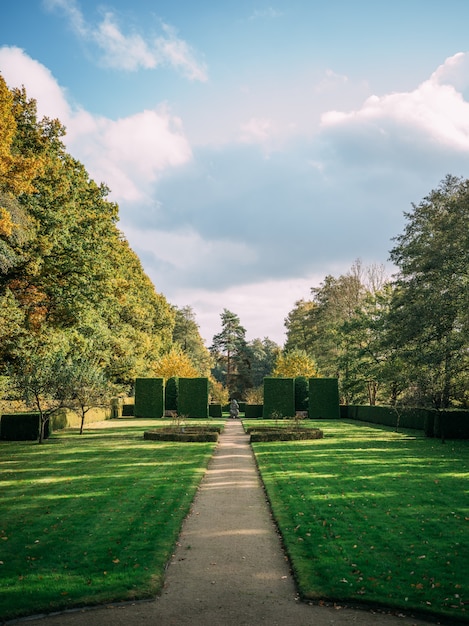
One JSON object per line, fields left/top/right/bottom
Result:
{"left": 249, "top": 419, "right": 469, "bottom": 623}
{"left": 0, "top": 419, "right": 220, "bottom": 621}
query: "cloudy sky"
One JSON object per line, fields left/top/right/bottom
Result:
{"left": 2, "top": 1, "right": 469, "bottom": 345}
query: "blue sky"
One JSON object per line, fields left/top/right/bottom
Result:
{"left": 2, "top": 1, "right": 469, "bottom": 345}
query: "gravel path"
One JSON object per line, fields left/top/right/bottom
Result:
{"left": 16, "top": 420, "right": 438, "bottom": 626}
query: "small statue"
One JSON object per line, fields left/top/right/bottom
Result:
{"left": 229, "top": 398, "right": 239, "bottom": 419}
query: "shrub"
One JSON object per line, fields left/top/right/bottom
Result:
{"left": 165, "top": 377, "right": 179, "bottom": 412}
{"left": 178, "top": 378, "right": 209, "bottom": 418}
{"left": 209, "top": 403, "right": 222, "bottom": 418}
{"left": 295, "top": 376, "right": 309, "bottom": 411}
{"left": 263, "top": 377, "right": 295, "bottom": 418}
{"left": 134, "top": 378, "right": 164, "bottom": 418}
{"left": 0, "top": 413, "right": 49, "bottom": 441}
{"left": 245, "top": 404, "right": 263, "bottom": 418}
{"left": 309, "top": 378, "right": 340, "bottom": 419}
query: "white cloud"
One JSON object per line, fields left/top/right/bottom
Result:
{"left": 322, "top": 52, "right": 469, "bottom": 152}
{"left": 0, "top": 47, "right": 193, "bottom": 202}
{"left": 44, "top": 0, "right": 208, "bottom": 80}
{"left": 0, "top": 46, "right": 70, "bottom": 121}
{"left": 249, "top": 8, "right": 283, "bottom": 20}
{"left": 239, "top": 117, "right": 274, "bottom": 143}
{"left": 165, "top": 272, "right": 334, "bottom": 346}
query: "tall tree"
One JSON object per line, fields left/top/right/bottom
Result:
{"left": 210, "top": 309, "right": 251, "bottom": 397}
{"left": 389, "top": 175, "right": 469, "bottom": 408}
{"left": 172, "top": 305, "right": 212, "bottom": 376}
{"left": 247, "top": 337, "right": 281, "bottom": 387}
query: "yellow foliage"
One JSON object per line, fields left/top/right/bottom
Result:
{"left": 273, "top": 349, "right": 319, "bottom": 378}
{"left": 152, "top": 347, "right": 199, "bottom": 380}
{"left": 0, "top": 206, "right": 14, "bottom": 237}
{"left": 209, "top": 378, "right": 229, "bottom": 405}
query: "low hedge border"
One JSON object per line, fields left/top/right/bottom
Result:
{"left": 249, "top": 428, "right": 323, "bottom": 442}
{"left": 144, "top": 430, "right": 219, "bottom": 442}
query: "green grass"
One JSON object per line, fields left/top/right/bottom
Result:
{"left": 249, "top": 419, "right": 469, "bottom": 623}
{"left": 0, "top": 420, "right": 221, "bottom": 621}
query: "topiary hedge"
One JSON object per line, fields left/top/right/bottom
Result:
{"left": 178, "top": 378, "right": 209, "bottom": 418}
{"left": 209, "top": 403, "right": 222, "bottom": 418}
{"left": 165, "top": 377, "right": 179, "bottom": 412}
{"left": 263, "top": 377, "right": 295, "bottom": 418}
{"left": 295, "top": 376, "right": 309, "bottom": 411}
{"left": 245, "top": 404, "right": 263, "bottom": 418}
{"left": 309, "top": 378, "right": 340, "bottom": 419}
{"left": 134, "top": 378, "right": 164, "bottom": 418}
{"left": 0, "top": 413, "right": 49, "bottom": 441}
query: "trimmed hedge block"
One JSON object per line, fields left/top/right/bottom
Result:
{"left": 178, "top": 377, "right": 209, "bottom": 418}
{"left": 295, "top": 376, "right": 309, "bottom": 411}
{"left": 245, "top": 404, "right": 263, "bottom": 418}
{"left": 309, "top": 378, "right": 340, "bottom": 419}
{"left": 0, "top": 413, "right": 49, "bottom": 441}
{"left": 342, "top": 405, "right": 429, "bottom": 430}
{"left": 209, "top": 403, "right": 222, "bottom": 418}
{"left": 165, "top": 377, "right": 179, "bottom": 412}
{"left": 134, "top": 378, "right": 164, "bottom": 418}
{"left": 263, "top": 377, "right": 295, "bottom": 418}
{"left": 122, "top": 403, "right": 134, "bottom": 416}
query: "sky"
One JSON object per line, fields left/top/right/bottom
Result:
{"left": 1, "top": 1, "right": 469, "bottom": 346}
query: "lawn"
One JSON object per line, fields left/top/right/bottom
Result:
{"left": 0, "top": 419, "right": 222, "bottom": 621}
{"left": 249, "top": 419, "right": 469, "bottom": 623}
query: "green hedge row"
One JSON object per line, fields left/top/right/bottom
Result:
{"left": 245, "top": 404, "right": 263, "bottom": 418}
{"left": 134, "top": 378, "right": 164, "bottom": 418}
{"left": 309, "top": 378, "right": 340, "bottom": 419}
{"left": 295, "top": 376, "right": 309, "bottom": 411}
{"left": 165, "top": 377, "right": 179, "bottom": 412}
{"left": 0, "top": 413, "right": 50, "bottom": 441}
{"left": 209, "top": 404, "right": 223, "bottom": 418}
{"left": 341, "top": 405, "right": 469, "bottom": 438}
{"left": 178, "top": 378, "right": 208, "bottom": 418}
{"left": 263, "top": 377, "right": 295, "bottom": 418}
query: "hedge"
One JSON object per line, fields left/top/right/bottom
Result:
{"left": 165, "top": 377, "right": 179, "bottom": 412}
{"left": 134, "top": 378, "right": 164, "bottom": 418}
{"left": 178, "top": 378, "right": 209, "bottom": 418}
{"left": 309, "top": 378, "right": 340, "bottom": 419}
{"left": 263, "top": 377, "right": 295, "bottom": 418}
{"left": 0, "top": 413, "right": 49, "bottom": 441}
{"left": 295, "top": 376, "right": 309, "bottom": 411}
{"left": 245, "top": 404, "right": 263, "bottom": 418}
{"left": 122, "top": 403, "right": 134, "bottom": 417}
{"left": 209, "top": 403, "right": 222, "bottom": 418}
{"left": 341, "top": 405, "right": 469, "bottom": 439}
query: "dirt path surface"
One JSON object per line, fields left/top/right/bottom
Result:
{"left": 18, "top": 420, "right": 438, "bottom": 626}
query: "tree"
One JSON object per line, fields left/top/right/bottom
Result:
{"left": 10, "top": 342, "right": 71, "bottom": 443}
{"left": 284, "top": 299, "right": 318, "bottom": 353}
{"left": 273, "top": 348, "right": 319, "bottom": 378}
{"left": 247, "top": 337, "right": 281, "bottom": 387}
{"left": 389, "top": 175, "right": 469, "bottom": 408}
{"left": 0, "top": 79, "right": 175, "bottom": 387}
{"left": 172, "top": 305, "right": 212, "bottom": 376}
{"left": 152, "top": 346, "right": 199, "bottom": 380}
{"left": 62, "top": 357, "right": 113, "bottom": 435}
{"left": 210, "top": 309, "right": 252, "bottom": 397}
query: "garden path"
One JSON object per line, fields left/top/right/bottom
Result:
{"left": 22, "top": 419, "right": 436, "bottom": 626}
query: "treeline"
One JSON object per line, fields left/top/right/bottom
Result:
{"left": 284, "top": 175, "right": 469, "bottom": 409}
{"left": 0, "top": 75, "right": 210, "bottom": 395}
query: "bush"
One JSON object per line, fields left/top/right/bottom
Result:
{"left": 434, "top": 409, "right": 469, "bottom": 439}
{"left": 263, "top": 377, "right": 295, "bottom": 418}
{"left": 309, "top": 378, "right": 340, "bottom": 419}
{"left": 134, "top": 378, "right": 164, "bottom": 418}
{"left": 295, "top": 376, "right": 309, "bottom": 411}
{"left": 178, "top": 378, "right": 209, "bottom": 418}
{"left": 245, "top": 404, "right": 263, "bottom": 418}
{"left": 122, "top": 403, "right": 134, "bottom": 416}
{"left": 209, "top": 403, "right": 222, "bottom": 418}
{"left": 0, "top": 413, "right": 49, "bottom": 441}
{"left": 165, "top": 377, "right": 179, "bottom": 412}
